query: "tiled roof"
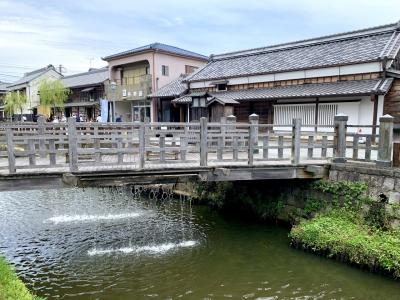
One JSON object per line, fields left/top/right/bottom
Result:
{"left": 7, "top": 65, "right": 59, "bottom": 88}
{"left": 187, "top": 22, "right": 400, "bottom": 82}
{"left": 171, "top": 95, "right": 193, "bottom": 104}
{"left": 103, "top": 42, "right": 208, "bottom": 61}
{"left": 148, "top": 74, "right": 188, "bottom": 98}
{"left": 209, "top": 79, "right": 392, "bottom": 101}
{"left": 62, "top": 68, "right": 109, "bottom": 88}
{"left": 0, "top": 81, "right": 9, "bottom": 92}
{"left": 207, "top": 97, "right": 239, "bottom": 105}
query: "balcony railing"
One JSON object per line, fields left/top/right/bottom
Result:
{"left": 105, "top": 74, "right": 152, "bottom": 101}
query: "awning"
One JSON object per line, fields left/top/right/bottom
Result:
{"left": 171, "top": 95, "right": 192, "bottom": 104}
{"left": 81, "top": 87, "right": 95, "bottom": 92}
{"left": 207, "top": 96, "right": 239, "bottom": 106}
{"left": 210, "top": 78, "right": 393, "bottom": 101}
{"left": 64, "top": 101, "right": 99, "bottom": 107}
{"left": 171, "top": 78, "right": 393, "bottom": 105}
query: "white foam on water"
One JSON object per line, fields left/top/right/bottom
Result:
{"left": 88, "top": 240, "right": 198, "bottom": 256}
{"left": 45, "top": 212, "right": 142, "bottom": 224}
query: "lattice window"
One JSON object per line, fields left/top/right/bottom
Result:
{"left": 274, "top": 103, "right": 338, "bottom": 125}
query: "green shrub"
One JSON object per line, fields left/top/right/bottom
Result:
{"left": 0, "top": 257, "right": 44, "bottom": 300}
{"left": 290, "top": 209, "right": 400, "bottom": 277}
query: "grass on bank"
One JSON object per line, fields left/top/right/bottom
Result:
{"left": 290, "top": 209, "right": 400, "bottom": 277}
{"left": 0, "top": 257, "right": 44, "bottom": 300}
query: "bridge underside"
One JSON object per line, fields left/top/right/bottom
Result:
{"left": 57, "top": 164, "right": 329, "bottom": 187}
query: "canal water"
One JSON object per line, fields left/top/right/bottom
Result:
{"left": 0, "top": 187, "right": 399, "bottom": 299}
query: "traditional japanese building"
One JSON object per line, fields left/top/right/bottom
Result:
{"left": 61, "top": 67, "right": 108, "bottom": 121}
{"left": 166, "top": 21, "right": 400, "bottom": 132}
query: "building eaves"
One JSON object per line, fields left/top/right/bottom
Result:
{"left": 207, "top": 79, "right": 390, "bottom": 102}
{"left": 187, "top": 22, "right": 400, "bottom": 83}
{"left": 7, "top": 65, "right": 60, "bottom": 89}
{"left": 61, "top": 68, "right": 109, "bottom": 88}
{"left": 148, "top": 74, "right": 188, "bottom": 98}
{"left": 102, "top": 42, "right": 208, "bottom": 61}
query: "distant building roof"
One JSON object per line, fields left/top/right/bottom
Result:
{"left": 7, "top": 65, "right": 60, "bottom": 88}
{"left": 148, "top": 74, "right": 189, "bottom": 98}
{"left": 0, "top": 81, "right": 9, "bottom": 92}
{"left": 187, "top": 22, "right": 400, "bottom": 82}
{"left": 103, "top": 42, "right": 208, "bottom": 61}
{"left": 62, "top": 67, "right": 109, "bottom": 88}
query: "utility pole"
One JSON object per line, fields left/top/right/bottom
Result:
{"left": 58, "top": 64, "right": 66, "bottom": 75}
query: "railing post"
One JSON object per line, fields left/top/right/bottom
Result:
{"left": 248, "top": 114, "right": 259, "bottom": 165}
{"left": 291, "top": 118, "right": 301, "bottom": 164}
{"left": 6, "top": 128, "right": 16, "bottom": 174}
{"left": 333, "top": 114, "right": 348, "bottom": 163}
{"left": 37, "top": 116, "right": 46, "bottom": 158}
{"left": 377, "top": 114, "right": 394, "bottom": 167}
{"left": 67, "top": 117, "right": 78, "bottom": 172}
{"left": 139, "top": 121, "right": 145, "bottom": 169}
{"left": 249, "top": 113, "right": 259, "bottom": 154}
{"left": 227, "top": 115, "right": 237, "bottom": 160}
{"left": 200, "top": 117, "right": 208, "bottom": 166}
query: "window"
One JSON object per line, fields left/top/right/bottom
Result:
{"left": 217, "top": 83, "right": 227, "bottom": 91}
{"left": 185, "top": 65, "right": 198, "bottom": 74}
{"left": 162, "top": 65, "right": 169, "bottom": 76}
{"left": 192, "top": 97, "right": 206, "bottom": 108}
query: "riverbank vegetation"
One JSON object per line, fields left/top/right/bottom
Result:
{"left": 0, "top": 257, "right": 44, "bottom": 300}
{"left": 196, "top": 179, "right": 400, "bottom": 278}
{"left": 290, "top": 209, "right": 400, "bottom": 277}
{"left": 290, "top": 180, "right": 400, "bottom": 278}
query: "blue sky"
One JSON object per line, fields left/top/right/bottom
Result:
{"left": 1, "top": 0, "right": 400, "bottom": 82}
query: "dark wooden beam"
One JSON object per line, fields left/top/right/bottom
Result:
{"left": 371, "top": 94, "right": 378, "bottom": 143}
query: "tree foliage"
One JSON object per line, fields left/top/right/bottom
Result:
{"left": 38, "top": 79, "right": 70, "bottom": 109}
{"left": 4, "top": 91, "right": 27, "bottom": 118}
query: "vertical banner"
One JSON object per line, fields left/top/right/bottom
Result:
{"left": 100, "top": 99, "right": 109, "bottom": 122}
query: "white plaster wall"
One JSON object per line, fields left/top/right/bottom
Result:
{"left": 153, "top": 52, "right": 206, "bottom": 90}
{"left": 22, "top": 69, "right": 62, "bottom": 114}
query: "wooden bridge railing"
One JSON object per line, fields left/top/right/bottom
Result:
{"left": 0, "top": 114, "right": 394, "bottom": 174}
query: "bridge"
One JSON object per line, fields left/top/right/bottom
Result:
{"left": 0, "top": 114, "right": 394, "bottom": 187}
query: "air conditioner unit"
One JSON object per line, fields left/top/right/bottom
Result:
{"left": 122, "top": 89, "right": 127, "bottom": 97}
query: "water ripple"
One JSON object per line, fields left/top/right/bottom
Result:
{"left": 44, "top": 212, "right": 142, "bottom": 224}
{"left": 88, "top": 241, "right": 198, "bottom": 256}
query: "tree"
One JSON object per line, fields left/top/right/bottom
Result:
{"left": 4, "top": 91, "right": 27, "bottom": 121}
{"left": 38, "top": 79, "right": 70, "bottom": 114}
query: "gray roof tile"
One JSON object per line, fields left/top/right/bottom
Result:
{"left": 209, "top": 79, "right": 391, "bottom": 101}
{"left": 103, "top": 42, "right": 208, "bottom": 61}
{"left": 7, "top": 65, "right": 59, "bottom": 88}
{"left": 187, "top": 23, "right": 400, "bottom": 82}
{"left": 0, "top": 81, "right": 9, "bottom": 92}
{"left": 171, "top": 95, "right": 193, "bottom": 104}
{"left": 62, "top": 68, "right": 109, "bottom": 88}
{"left": 149, "top": 74, "right": 188, "bottom": 98}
